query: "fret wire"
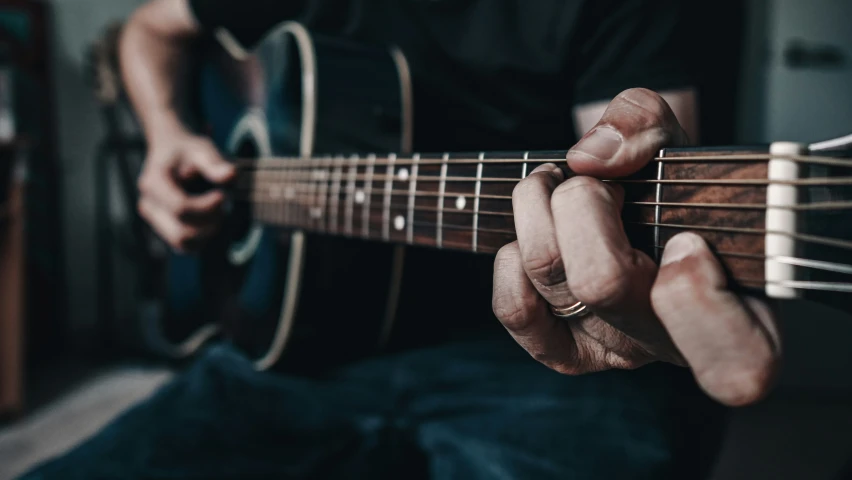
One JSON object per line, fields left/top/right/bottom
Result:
{"left": 654, "top": 155, "right": 664, "bottom": 262}
{"left": 437, "top": 153, "right": 449, "bottom": 248}
{"left": 382, "top": 153, "right": 396, "bottom": 241}
{"left": 329, "top": 156, "right": 344, "bottom": 233}
{"left": 407, "top": 153, "right": 420, "bottom": 244}
{"left": 345, "top": 154, "right": 358, "bottom": 235}
{"left": 362, "top": 154, "right": 376, "bottom": 238}
{"left": 473, "top": 153, "right": 484, "bottom": 252}
{"left": 522, "top": 151, "right": 529, "bottom": 178}
{"left": 318, "top": 156, "right": 332, "bottom": 232}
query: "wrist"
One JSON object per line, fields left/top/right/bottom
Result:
{"left": 144, "top": 112, "right": 191, "bottom": 149}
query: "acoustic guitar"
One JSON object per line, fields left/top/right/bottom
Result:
{"left": 145, "top": 22, "right": 852, "bottom": 372}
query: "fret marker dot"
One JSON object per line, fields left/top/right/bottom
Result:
{"left": 398, "top": 168, "right": 409, "bottom": 181}
{"left": 310, "top": 207, "right": 322, "bottom": 219}
{"left": 455, "top": 196, "right": 467, "bottom": 210}
{"left": 284, "top": 187, "right": 295, "bottom": 200}
{"left": 355, "top": 190, "right": 366, "bottom": 204}
{"left": 394, "top": 215, "right": 405, "bottom": 231}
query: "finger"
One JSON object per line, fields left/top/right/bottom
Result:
{"left": 551, "top": 176, "right": 674, "bottom": 355}
{"left": 182, "top": 137, "right": 236, "bottom": 184}
{"left": 492, "top": 242, "right": 584, "bottom": 374}
{"left": 137, "top": 198, "right": 219, "bottom": 252}
{"left": 652, "top": 232, "right": 781, "bottom": 406}
{"left": 511, "top": 163, "right": 575, "bottom": 306}
{"left": 138, "top": 164, "right": 227, "bottom": 223}
{"left": 566, "top": 88, "right": 690, "bottom": 178}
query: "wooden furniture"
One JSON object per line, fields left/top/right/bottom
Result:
{"left": 0, "top": 141, "right": 25, "bottom": 418}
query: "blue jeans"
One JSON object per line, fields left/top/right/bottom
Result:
{"left": 20, "top": 334, "right": 725, "bottom": 479}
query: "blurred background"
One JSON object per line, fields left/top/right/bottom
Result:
{"left": 0, "top": 0, "right": 850, "bottom": 479}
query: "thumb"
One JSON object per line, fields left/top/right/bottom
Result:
{"left": 567, "top": 88, "right": 689, "bottom": 178}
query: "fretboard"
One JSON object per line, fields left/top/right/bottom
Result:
{"left": 236, "top": 151, "right": 574, "bottom": 254}
{"left": 231, "top": 146, "right": 852, "bottom": 296}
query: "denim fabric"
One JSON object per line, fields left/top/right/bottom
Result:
{"left": 20, "top": 335, "right": 726, "bottom": 480}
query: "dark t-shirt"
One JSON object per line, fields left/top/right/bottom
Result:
{"left": 187, "top": 0, "right": 695, "bottom": 348}
{"left": 189, "top": 0, "right": 693, "bottom": 152}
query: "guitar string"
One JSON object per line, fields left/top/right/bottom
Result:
{"left": 216, "top": 154, "right": 852, "bottom": 294}
{"left": 239, "top": 193, "right": 852, "bottom": 217}
{"left": 231, "top": 153, "right": 852, "bottom": 168}
{"left": 236, "top": 193, "right": 852, "bottom": 251}
{"left": 234, "top": 170, "right": 852, "bottom": 186}
{"left": 237, "top": 196, "right": 852, "bottom": 290}
{"left": 733, "top": 280, "right": 852, "bottom": 293}
{"left": 235, "top": 183, "right": 852, "bottom": 212}
{"left": 211, "top": 205, "right": 852, "bottom": 290}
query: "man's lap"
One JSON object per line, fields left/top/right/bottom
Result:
{"left": 20, "top": 334, "right": 726, "bottom": 480}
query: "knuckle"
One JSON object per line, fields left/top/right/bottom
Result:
{"left": 652, "top": 253, "right": 725, "bottom": 311}
{"left": 615, "top": 88, "right": 669, "bottom": 120}
{"left": 137, "top": 173, "right": 151, "bottom": 194}
{"left": 540, "top": 357, "right": 584, "bottom": 376}
{"left": 522, "top": 246, "right": 565, "bottom": 287}
{"left": 569, "top": 258, "right": 632, "bottom": 308}
{"left": 492, "top": 291, "right": 538, "bottom": 333}
{"left": 493, "top": 243, "right": 520, "bottom": 273}
{"left": 552, "top": 176, "right": 609, "bottom": 204}
{"left": 189, "top": 137, "right": 218, "bottom": 158}
{"left": 512, "top": 171, "right": 554, "bottom": 200}
{"left": 172, "top": 198, "right": 191, "bottom": 219}
{"left": 604, "top": 350, "right": 647, "bottom": 371}
{"left": 492, "top": 244, "right": 537, "bottom": 331}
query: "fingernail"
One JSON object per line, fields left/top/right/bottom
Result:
{"left": 530, "top": 163, "right": 564, "bottom": 180}
{"left": 660, "top": 233, "right": 703, "bottom": 266}
{"left": 571, "top": 127, "right": 622, "bottom": 162}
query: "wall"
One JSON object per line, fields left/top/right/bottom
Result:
{"left": 736, "top": 0, "right": 852, "bottom": 392}
{"left": 764, "top": 0, "right": 852, "bottom": 143}
{"left": 49, "top": 0, "right": 144, "bottom": 348}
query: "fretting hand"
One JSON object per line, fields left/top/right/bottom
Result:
{"left": 492, "top": 88, "right": 781, "bottom": 407}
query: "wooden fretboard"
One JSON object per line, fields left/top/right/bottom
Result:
{"left": 232, "top": 147, "right": 852, "bottom": 293}
{"left": 236, "top": 151, "right": 576, "bottom": 255}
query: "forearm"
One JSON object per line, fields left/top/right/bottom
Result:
{"left": 119, "top": 0, "right": 200, "bottom": 146}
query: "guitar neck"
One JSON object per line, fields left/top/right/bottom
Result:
{"left": 232, "top": 145, "right": 852, "bottom": 298}
{"left": 238, "top": 150, "right": 577, "bottom": 254}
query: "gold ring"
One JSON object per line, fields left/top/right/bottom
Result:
{"left": 550, "top": 301, "right": 591, "bottom": 319}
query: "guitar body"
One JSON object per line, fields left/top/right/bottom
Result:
{"left": 155, "top": 23, "right": 411, "bottom": 372}
{"left": 144, "top": 23, "right": 852, "bottom": 371}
